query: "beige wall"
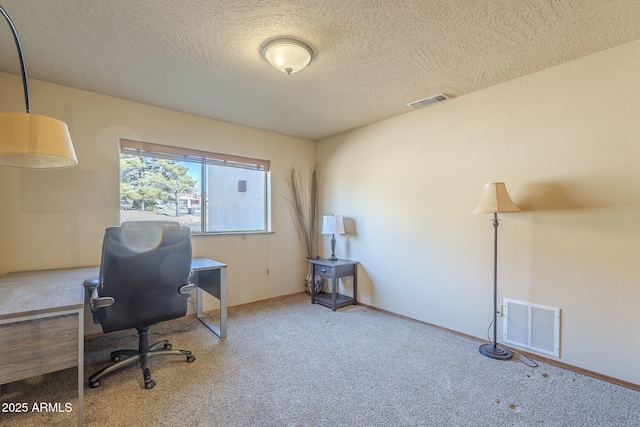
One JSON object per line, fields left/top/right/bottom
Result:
{"left": 316, "top": 40, "right": 640, "bottom": 386}
{"left": 0, "top": 72, "right": 315, "bottom": 333}
{"left": 2, "top": 39, "right": 639, "bottom": 386}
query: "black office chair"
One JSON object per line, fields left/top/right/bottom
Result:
{"left": 84, "top": 221, "right": 196, "bottom": 389}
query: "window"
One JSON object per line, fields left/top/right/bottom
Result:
{"left": 120, "top": 139, "right": 270, "bottom": 233}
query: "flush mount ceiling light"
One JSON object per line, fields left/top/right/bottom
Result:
{"left": 261, "top": 38, "right": 314, "bottom": 75}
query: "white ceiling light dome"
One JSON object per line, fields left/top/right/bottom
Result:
{"left": 261, "top": 38, "right": 314, "bottom": 75}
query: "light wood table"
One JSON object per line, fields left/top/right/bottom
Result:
{"left": 0, "top": 266, "right": 91, "bottom": 426}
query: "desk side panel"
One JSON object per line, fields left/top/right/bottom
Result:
{"left": 0, "top": 313, "right": 78, "bottom": 384}
{"left": 193, "top": 268, "right": 221, "bottom": 299}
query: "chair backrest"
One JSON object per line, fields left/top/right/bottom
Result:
{"left": 97, "top": 221, "right": 192, "bottom": 333}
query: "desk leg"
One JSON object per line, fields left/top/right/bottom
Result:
{"left": 196, "top": 287, "right": 204, "bottom": 322}
{"left": 219, "top": 267, "right": 227, "bottom": 338}
{"left": 77, "top": 309, "right": 84, "bottom": 427}
{"left": 196, "top": 288, "right": 221, "bottom": 338}
{"left": 353, "top": 267, "right": 358, "bottom": 305}
{"left": 195, "top": 267, "right": 227, "bottom": 338}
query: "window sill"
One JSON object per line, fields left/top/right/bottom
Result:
{"left": 190, "top": 230, "right": 275, "bottom": 237}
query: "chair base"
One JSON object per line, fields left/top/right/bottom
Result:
{"left": 89, "top": 327, "right": 195, "bottom": 389}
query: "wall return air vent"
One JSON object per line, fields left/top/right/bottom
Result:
{"left": 503, "top": 299, "right": 560, "bottom": 357}
{"left": 406, "top": 93, "right": 449, "bottom": 109}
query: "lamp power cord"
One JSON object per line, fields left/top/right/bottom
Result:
{"left": 486, "top": 317, "right": 539, "bottom": 368}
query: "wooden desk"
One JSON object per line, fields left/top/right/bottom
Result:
{"left": 0, "top": 257, "right": 227, "bottom": 426}
{"left": 0, "top": 266, "right": 90, "bottom": 426}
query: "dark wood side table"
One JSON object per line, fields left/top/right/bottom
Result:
{"left": 310, "top": 259, "right": 358, "bottom": 311}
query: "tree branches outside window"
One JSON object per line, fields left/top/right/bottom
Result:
{"left": 120, "top": 156, "right": 197, "bottom": 216}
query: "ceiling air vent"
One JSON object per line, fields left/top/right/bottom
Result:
{"left": 406, "top": 93, "right": 449, "bottom": 109}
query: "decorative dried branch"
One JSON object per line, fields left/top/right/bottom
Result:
{"left": 308, "top": 163, "right": 321, "bottom": 261}
{"left": 285, "top": 162, "right": 322, "bottom": 261}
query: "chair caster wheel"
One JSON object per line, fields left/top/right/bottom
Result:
{"left": 187, "top": 355, "right": 195, "bottom": 363}
{"left": 164, "top": 343, "right": 172, "bottom": 350}
{"left": 144, "top": 380, "right": 156, "bottom": 389}
{"left": 90, "top": 381, "right": 101, "bottom": 388}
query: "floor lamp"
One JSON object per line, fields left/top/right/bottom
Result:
{"left": 473, "top": 182, "right": 520, "bottom": 360}
{"left": 0, "top": 5, "right": 77, "bottom": 169}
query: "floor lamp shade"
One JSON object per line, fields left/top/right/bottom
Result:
{"left": 0, "top": 112, "right": 77, "bottom": 168}
{"left": 473, "top": 182, "right": 520, "bottom": 214}
{"left": 474, "top": 182, "right": 520, "bottom": 361}
{"left": 0, "top": 5, "right": 77, "bottom": 169}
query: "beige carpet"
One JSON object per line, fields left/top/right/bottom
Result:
{"left": 2, "top": 294, "right": 639, "bottom": 426}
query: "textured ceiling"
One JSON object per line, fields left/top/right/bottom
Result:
{"left": 1, "top": 1, "right": 639, "bottom": 141}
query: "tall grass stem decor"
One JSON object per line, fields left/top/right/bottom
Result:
{"left": 285, "top": 163, "right": 322, "bottom": 294}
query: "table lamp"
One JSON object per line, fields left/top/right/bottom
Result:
{"left": 322, "top": 215, "right": 345, "bottom": 261}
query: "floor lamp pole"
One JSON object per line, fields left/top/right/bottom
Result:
{"left": 479, "top": 212, "right": 513, "bottom": 360}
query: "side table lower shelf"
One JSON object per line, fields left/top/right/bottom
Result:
{"left": 313, "top": 292, "right": 355, "bottom": 310}
{"left": 309, "top": 259, "right": 359, "bottom": 311}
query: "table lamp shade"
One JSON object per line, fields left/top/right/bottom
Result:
{"left": 322, "top": 215, "right": 345, "bottom": 235}
{"left": 473, "top": 182, "right": 520, "bottom": 214}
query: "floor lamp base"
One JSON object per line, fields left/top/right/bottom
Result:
{"left": 479, "top": 343, "right": 513, "bottom": 360}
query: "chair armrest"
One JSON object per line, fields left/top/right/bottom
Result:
{"left": 83, "top": 278, "right": 115, "bottom": 312}
{"left": 83, "top": 278, "right": 99, "bottom": 301}
{"left": 179, "top": 283, "right": 197, "bottom": 295}
{"left": 179, "top": 269, "right": 197, "bottom": 295}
